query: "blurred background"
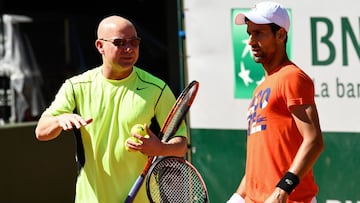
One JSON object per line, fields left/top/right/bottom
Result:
{"left": 0, "top": 1, "right": 191, "bottom": 202}
{"left": 0, "top": 0, "right": 185, "bottom": 123}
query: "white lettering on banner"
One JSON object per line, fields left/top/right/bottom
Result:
{"left": 326, "top": 200, "right": 341, "bottom": 203}
{"left": 326, "top": 200, "right": 360, "bottom": 203}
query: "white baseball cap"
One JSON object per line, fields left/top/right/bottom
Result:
{"left": 235, "top": 1, "right": 290, "bottom": 32}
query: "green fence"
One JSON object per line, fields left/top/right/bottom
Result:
{"left": 190, "top": 129, "right": 360, "bottom": 203}
{"left": 1, "top": 123, "right": 359, "bottom": 202}
{"left": 0, "top": 122, "right": 77, "bottom": 203}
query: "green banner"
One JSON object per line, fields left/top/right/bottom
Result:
{"left": 231, "top": 8, "right": 292, "bottom": 99}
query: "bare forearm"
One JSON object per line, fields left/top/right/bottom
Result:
{"left": 161, "top": 136, "right": 188, "bottom": 157}
{"left": 289, "top": 137, "right": 324, "bottom": 178}
{"left": 236, "top": 175, "right": 246, "bottom": 197}
{"left": 35, "top": 113, "right": 93, "bottom": 141}
{"left": 289, "top": 104, "right": 325, "bottom": 178}
{"left": 227, "top": 175, "right": 246, "bottom": 203}
{"left": 35, "top": 115, "right": 63, "bottom": 141}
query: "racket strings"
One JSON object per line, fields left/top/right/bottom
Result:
{"left": 147, "top": 158, "right": 207, "bottom": 203}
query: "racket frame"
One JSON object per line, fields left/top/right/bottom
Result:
{"left": 124, "top": 80, "right": 199, "bottom": 203}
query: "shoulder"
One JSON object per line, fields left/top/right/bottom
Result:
{"left": 133, "top": 66, "right": 167, "bottom": 90}
{"left": 276, "top": 63, "right": 314, "bottom": 94}
{"left": 68, "top": 66, "right": 101, "bottom": 85}
{"left": 279, "top": 63, "right": 312, "bottom": 82}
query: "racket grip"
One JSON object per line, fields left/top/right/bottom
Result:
{"left": 124, "top": 175, "right": 144, "bottom": 203}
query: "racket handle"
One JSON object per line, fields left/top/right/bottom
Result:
{"left": 124, "top": 175, "right": 145, "bottom": 203}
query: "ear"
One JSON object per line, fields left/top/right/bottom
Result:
{"left": 276, "top": 28, "right": 287, "bottom": 42}
{"left": 95, "top": 40, "right": 105, "bottom": 54}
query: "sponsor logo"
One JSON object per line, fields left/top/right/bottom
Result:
{"left": 231, "top": 8, "right": 292, "bottom": 99}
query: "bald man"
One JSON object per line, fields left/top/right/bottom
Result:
{"left": 35, "top": 15, "right": 188, "bottom": 203}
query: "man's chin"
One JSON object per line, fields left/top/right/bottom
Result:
{"left": 117, "top": 63, "right": 135, "bottom": 69}
{"left": 253, "top": 57, "right": 262, "bottom": 63}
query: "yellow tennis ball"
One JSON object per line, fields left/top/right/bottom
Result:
{"left": 126, "top": 124, "right": 149, "bottom": 152}
{"left": 131, "top": 124, "right": 148, "bottom": 137}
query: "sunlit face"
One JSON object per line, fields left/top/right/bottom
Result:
{"left": 97, "top": 22, "right": 140, "bottom": 71}
{"left": 246, "top": 21, "right": 277, "bottom": 65}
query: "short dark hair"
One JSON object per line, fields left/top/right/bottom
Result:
{"left": 245, "top": 17, "right": 288, "bottom": 45}
{"left": 270, "top": 23, "right": 288, "bottom": 44}
{"left": 268, "top": 23, "right": 281, "bottom": 34}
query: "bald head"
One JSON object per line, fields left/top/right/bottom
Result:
{"left": 97, "top": 15, "right": 138, "bottom": 39}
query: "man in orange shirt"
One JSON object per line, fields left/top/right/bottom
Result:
{"left": 227, "top": 1, "right": 324, "bottom": 203}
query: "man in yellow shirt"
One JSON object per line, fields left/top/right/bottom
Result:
{"left": 35, "top": 15, "right": 188, "bottom": 203}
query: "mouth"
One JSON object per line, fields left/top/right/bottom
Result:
{"left": 121, "top": 56, "right": 134, "bottom": 61}
{"left": 251, "top": 48, "right": 261, "bottom": 57}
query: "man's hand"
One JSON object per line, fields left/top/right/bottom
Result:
{"left": 56, "top": 113, "right": 93, "bottom": 130}
{"left": 264, "top": 188, "right": 288, "bottom": 203}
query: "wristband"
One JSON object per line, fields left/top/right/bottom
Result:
{"left": 276, "top": 171, "right": 300, "bottom": 194}
{"left": 227, "top": 193, "right": 245, "bottom": 203}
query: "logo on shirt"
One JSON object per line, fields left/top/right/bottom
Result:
{"left": 136, "top": 87, "right": 148, "bottom": 91}
{"left": 247, "top": 87, "right": 270, "bottom": 135}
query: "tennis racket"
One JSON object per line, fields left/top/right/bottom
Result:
{"left": 146, "top": 156, "right": 209, "bottom": 203}
{"left": 124, "top": 80, "right": 200, "bottom": 203}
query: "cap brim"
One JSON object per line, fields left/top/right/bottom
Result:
{"left": 235, "top": 13, "right": 246, "bottom": 25}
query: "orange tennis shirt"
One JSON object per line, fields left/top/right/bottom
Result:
{"left": 245, "top": 62, "right": 318, "bottom": 203}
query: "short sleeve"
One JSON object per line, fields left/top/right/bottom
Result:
{"left": 281, "top": 68, "right": 315, "bottom": 108}
{"left": 43, "top": 79, "right": 76, "bottom": 116}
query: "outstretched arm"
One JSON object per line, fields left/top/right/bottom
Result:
{"left": 35, "top": 113, "right": 93, "bottom": 141}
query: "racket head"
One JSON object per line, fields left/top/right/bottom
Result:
{"left": 160, "top": 80, "right": 199, "bottom": 142}
{"left": 124, "top": 81, "right": 199, "bottom": 203}
{"left": 146, "top": 156, "right": 209, "bottom": 203}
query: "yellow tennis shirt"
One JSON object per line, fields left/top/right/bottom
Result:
{"left": 43, "top": 66, "right": 187, "bottom": 203}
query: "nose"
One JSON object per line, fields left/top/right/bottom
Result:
{"left": 123, "top": 46, "right": 133, "bottom": 53}
{"left": 248, "top": 35, "right": 254, "bottom": 45}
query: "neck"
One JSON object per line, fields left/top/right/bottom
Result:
{"left": 101, "top": 65, "right": 133, "bottom": 80}
{"left": 263, "top": 54, "right": 289, "bottom": 76}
